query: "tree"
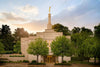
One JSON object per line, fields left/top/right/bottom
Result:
{"left": 0, "top": 25, "right": 15, "bottom": 51}
{"left": 13, "top": 28, "right": 29, "bottom": 41}
{"left": 91, "top": 37, "right": 98, "bottom": 63}
{"left": 13, "top": 41, "right": 21, "bottom": 54}
{"left": 52, "top": 23, "right": 70, "bottom": 35}
{"left": 71, "top": 32, "right": 91, "bottom": 57}
{"left": 94, "top": 23, "right": 100, "bottom": 39}
{"left": 0, "top": 42, "right": 5, "bottom": 54}
{"left": 51, "top": 36, "right": 70, "bottom": 63}
{"left": 94, "top": 24, "right": 100, "bottom": 63}
{"left": 72, "top": 27, "right": 80, "bottom": 34}
{"left": 81, "top": 37, "right": 96, "bottom": 62}
{"left": 72, "top": 27, "right": 93, "bottom": 35}
{"left": 27, "top": 38, "right": 49, "bottom": 63}
{"left": 81, "top": 27, "right": 93, "bottom": 35}
{"left": 1, "top": 25, "right": 11, "bottom": 35}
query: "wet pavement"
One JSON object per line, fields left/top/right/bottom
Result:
{"left": 0, "top": 63, "right": 100, "bottom": 67}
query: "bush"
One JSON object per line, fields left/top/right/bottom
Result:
{"left": 19, "top": 52, "right": 22, "bottom": 54}
{"left": 0, "top": 61, "right": 8, "bottom": 63}
{"left": 29, "top": 60, "right": 46, "bottom": 65}
{"left": 31, "top": 60, "right": 37, "bottom": 63}
{"left": 62, "top": 61, "right": 66, "bottom": 63}
{"left": 0, "top": 51, "right": 13, "bottom": 54}
{"left": 9, "top": 55, "right": 25, "bottom": 57}
{"left": 23, "top": 60, "right": 29, "bottom": 63}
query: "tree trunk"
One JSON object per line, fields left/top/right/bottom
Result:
{"left": 57, "top": 56, "right": 58, "bottom": 63}
{"left": 94, "top": 56, "right": 96, "bottom": 64}
{"left": 88, "top": 57, "right": 89, "bottom": 62}
{"left": 37, "top": 55, "right": 39, "bottom": 63}
{"left": 88, "top": 58, "right": 89, "bottom": 62}
{"left": 56, "top": 56, "right": 58, "bottom": 63}
{"left": 62, "top": 55, "right": 63, "bottom": 63}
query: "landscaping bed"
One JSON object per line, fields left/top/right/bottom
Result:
{"left": 29, "top": 63, "right": 46, "bottom": 65}
{"left": 28, "top": 60, "right": 46, "bottom": 65}
{"left": 55, "top": 63, "right": 71, "bottom": 65}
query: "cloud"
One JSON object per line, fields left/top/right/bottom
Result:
{"left": 13, "top": 20, "right": 47, "bottom": 33}
{"left": 18, "top": 5, "right": 39, "bottom": 16}
{"left": 0, "top": 12, "right": 26, "bottom": 22}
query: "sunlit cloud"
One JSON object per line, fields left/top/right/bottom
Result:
{"left": 1, "top": 12, "right": 26, "bottom": 21}
{"left": 18, "top": 5, "right": 39, "bottom": 16}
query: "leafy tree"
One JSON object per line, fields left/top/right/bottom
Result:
{"left": 52, "top": 23, "right": 70, "bottom": 35}
{"left": 81, "top": 27, "right": 93, "bottom": 35}
{"left": 81, "top": 37, "right": 96, "bottom": 62}
{"left": 94, "top": 24, "right": 100, "bottom": 39}
{"left": 72, "top": 27, "right": 93, "bottom": 35}
{"left": 51, "top": 36, "right": 70, "bottom": 63}
{"left": 13, "top": 28, "right": 29, "bottom": 41}
{"left": 0, "top": 42, "right": 5, "bottom": 54}
{"left": 71, "top": 32, "right": 90, "bottom": 57}
{"left": 13, "top": 41, "right": 21, "bottom": 54}
{"left": 94, "top": 24, "right": 100, "bottom": 63}
{"left": 72, "top": 27, "right": 80, "bottom": 34}
{"left": 27, "top": 38, "right": 49, "bottom": 63}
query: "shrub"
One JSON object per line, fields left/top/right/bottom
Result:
{"left": 0, "top": 51, "right": 13, "bottom": 54}
{"left": 29, "top": 60, "right": 46, "bottom": 65}
{"left": 31, "top": 60, "right": 37, "bottom": 63}
{"left": 62, "top": 61, "right": 66, "bottom": 63}
{"left": 23, "top": 60, "right": 29, "bottom": 63}
{"left": 9, "top": 55, "right": 25, "bottom": 57}
{"left": 0, "top": 61, "right": 8, "bottom": 63}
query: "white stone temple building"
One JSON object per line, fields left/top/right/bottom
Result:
{"left": 21, "top": 7, "right": 71, "bottom": 63}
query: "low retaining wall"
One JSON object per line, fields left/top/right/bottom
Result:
{"left": 0, "top": 54, "right": 26, "bottom": 61}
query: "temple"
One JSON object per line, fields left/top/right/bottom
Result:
{"left": 21, "top": 7, "right": 71, "bottom": 63}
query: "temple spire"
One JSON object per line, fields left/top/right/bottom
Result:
{"left": 47, "top": 6, "right": 52, "bottom": 29}
{"left": 49, "top": 6, "right": 51, "bottom": 13}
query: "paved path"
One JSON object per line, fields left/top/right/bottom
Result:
{"left": 0, "top": 63, "right": 100, "bottom": 67}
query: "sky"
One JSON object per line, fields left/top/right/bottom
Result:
{"left": 0, "top": 0, "right": 100, "bottom": 33}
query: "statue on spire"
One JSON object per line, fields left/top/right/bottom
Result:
{"left": 49, "top": 6, "right": 51, "bottom": 13}
{"left": 47, "top": 6, "right": 52, "bottom": 29}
